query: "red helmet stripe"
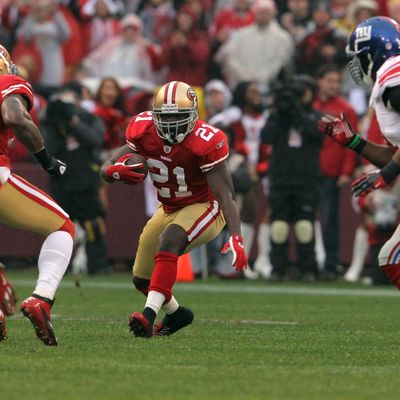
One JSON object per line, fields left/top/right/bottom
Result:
{"left": 171, "top": 81, "right": 178, "bottom": 104}
{"left": 164, "top": 81, "right": 178, "bottom": 105}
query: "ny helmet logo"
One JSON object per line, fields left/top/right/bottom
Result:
{"left": 354, "top": 25, "right": 372, "bottom": 51}
{"left": 355, "top": 26, "right": 372, "bottom": 39}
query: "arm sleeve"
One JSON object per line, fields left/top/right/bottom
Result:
{"left": 199, "top": 131, "right": 230, "bottom": 173}
{"left": 0, "top": 76, "right": 33, "bottom": 111}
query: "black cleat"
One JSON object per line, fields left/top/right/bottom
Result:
{"left": 153, "top": 306, "right": 194, "bottom": 336}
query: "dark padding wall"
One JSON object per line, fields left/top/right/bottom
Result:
{"left": 0, "top": 164, "right": 360, "bottom": 265}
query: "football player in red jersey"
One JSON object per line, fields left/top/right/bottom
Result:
{"left": 0, "top": 45, "right": 75, "bottom": 345}
{"left": 102, "top": 81, "right": 248, "bottom": 338}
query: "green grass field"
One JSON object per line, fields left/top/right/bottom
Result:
{"left": 1, "top": 271, "right": 400, "bottom": 400}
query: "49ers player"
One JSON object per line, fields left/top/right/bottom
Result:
{"left": 0, "top": 45, "right": 74, "bottom": 345}
{"left": 102, "top": 81, "right": 248, "bottom": 337}
{"left": 319, "top": 17, "right": 400, "bottom": 290}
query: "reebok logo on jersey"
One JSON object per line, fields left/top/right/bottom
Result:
{"left": 216, "top": 140, "right": 225, "bottom": 150}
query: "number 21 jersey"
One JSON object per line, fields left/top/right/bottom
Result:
{"left": 125, "top": 111, "right": 229, "bottom": 213}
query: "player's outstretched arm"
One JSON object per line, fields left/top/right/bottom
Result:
{"left": 1, "top": 94, "right": 66, "bottom": 177}
{"left": 206, "top": 161, "right": 248, "bottom": 271}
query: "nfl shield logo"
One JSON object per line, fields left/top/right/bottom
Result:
{"left": 163, "top": 145, "right": 171, "bottom": 154}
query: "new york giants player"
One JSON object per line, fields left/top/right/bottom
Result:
{"left": 102, "top": 81, "right": 248, "bottom": 337}
{"left": 319, "top": 17, "right": 400, "bottom": 289}
{"left": 0, "top": 45, "right": 74, "bottom": 344}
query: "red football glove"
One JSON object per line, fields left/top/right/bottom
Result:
{"left": 105, "top": 154, "right": 145, "bottom": 185}
{"left": 351, "top": 169, "right": 387, "bottom": 197}
{"left": 318, "top": 112, "right": 357, "bottom": 147}
{"left": 221, "top": 235, "right": 248, "bottom": 271}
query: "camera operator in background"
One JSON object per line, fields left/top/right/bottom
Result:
{"left": 261, "top": 74, "right": 322, "bottom": 282}
{"left": 43, "top": 81, "right": 109, "bottom": 275}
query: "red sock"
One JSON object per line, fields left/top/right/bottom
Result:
{"left": 383, "top": 264, "right": 400, "bottom": 289}
{"left": 149, "top": 252, "right": 179, "bottom": 303}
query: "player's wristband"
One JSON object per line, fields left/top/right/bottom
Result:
{"left": 347, "top": 134, "right": 367, "bottom": 153}
{"left": 33, "top": 147, "right": 52, "bottom": 169}
{"left": 381, "top": 160, "right": 400, "bottom": 184}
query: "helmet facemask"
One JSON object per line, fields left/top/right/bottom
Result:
{"left": 346, "top": 45, "right": 374, "bottom": 86}
{"left": 153, "top": 108, "right": 198, "bottom": 144}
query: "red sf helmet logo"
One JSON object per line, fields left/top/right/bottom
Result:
{"left": 187, "top": 88, "right": 196, "bottom": 101}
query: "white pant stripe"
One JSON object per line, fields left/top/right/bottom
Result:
{"left": 9, "top": 175, "right": 69, "bottom": 218}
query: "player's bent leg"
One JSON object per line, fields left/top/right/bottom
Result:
{"left": 378, "top": 225, "right": 400, "bottom": 288}
{"left": 130, "top": 202, "right": 224, "bottom": 338}
{"left": 0, "top": 174, "right": 74, "bottom": 345}
{"left": 22, "top": 219, "right": 74, "bottom": 346}
{"left": 152, "top": 202, "right": 225, "bottom": 336}
{"left": 129, "top": 224, "right": 187, "bottom": 338}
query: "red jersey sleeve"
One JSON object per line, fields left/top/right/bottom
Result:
{"left": 0, "top": 75, "right": 33, "bottom": 111}
{"left": 195, "top": 125, "right": 229, "bottom": 173}
{"left": 125, "top": 111, "right": 153, "bottom": 152}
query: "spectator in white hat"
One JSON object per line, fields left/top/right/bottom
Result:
{"left": 82, "top": 13, "right": 161, "bottom": 82}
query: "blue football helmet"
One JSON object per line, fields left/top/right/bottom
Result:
{"left": 347, "top": 16, "right": 400, "bottom": 85}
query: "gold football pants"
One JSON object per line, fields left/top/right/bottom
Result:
{"left": 0, "top": 173, "right": 69, "bottom": 235}
{"left": 133, "top": 200, "right": 225, "bottom": 279}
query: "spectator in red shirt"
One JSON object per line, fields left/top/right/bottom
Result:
{"left": 210, "top": 0, "right": 255, "bottom": 42}
{"left": 93, "top": 77, "right": 128, "bottom": 156}
{"left": 296, "top": 1, "right": 348, "bottom": 76}
{"left": 314, "top": 65, "right": 358, "bottom": 280}
{"left": 80, "top": 0, "right": 122, "bottom": 57}
{"left": 161, "top": 9, "right": 210, "bottom": 86}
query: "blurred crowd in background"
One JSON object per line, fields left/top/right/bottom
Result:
{"left": 2, "top": 0, "right": 400, "bottom": 284}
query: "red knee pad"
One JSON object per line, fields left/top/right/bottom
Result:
{"left": 383, "top": 264, "right": 400, "bottom": 289}
{"left": 149, "top": 252, "right": 179, "bottom": 302}
{"left": 59, "top": 218, "right": 75, "bottom": 240}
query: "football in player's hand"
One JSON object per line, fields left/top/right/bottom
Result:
{"left": 124, "top": 154, "right": 148, "bottom": 178}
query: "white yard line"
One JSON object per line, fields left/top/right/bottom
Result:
{"left": 8, "top": 313, "right": 297, "bottom": 326}
{"left": 10, "top": 279, "right": 400, "bottom": 298}
{"left": 200, "top": 318, "right": 298, "bottom": 326}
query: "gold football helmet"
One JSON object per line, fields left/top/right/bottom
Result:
{"left": 0, "top": 45, "right": 18, "bottom": 75}
{"left": 152, "top": 81, "right": 198, "bottom": 144}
